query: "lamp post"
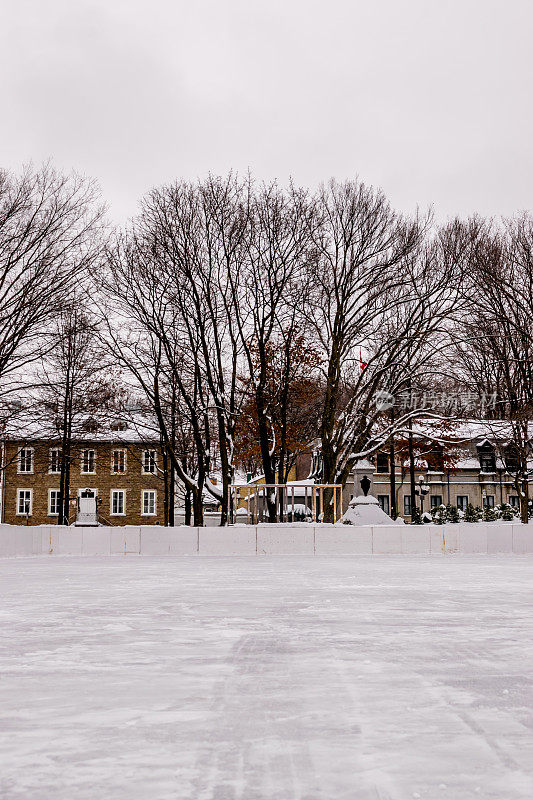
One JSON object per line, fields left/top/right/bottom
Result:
{"left": 415, "top": 474, "right": 430, "bottom": 517}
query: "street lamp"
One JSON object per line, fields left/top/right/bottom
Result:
{"left": 415, "top": 474, "right": 430, "bottom": 517}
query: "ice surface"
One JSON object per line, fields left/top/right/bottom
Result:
{"left": 0, "top": 556, "right": 532, "bottom": 800}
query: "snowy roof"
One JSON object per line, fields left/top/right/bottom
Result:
{"left": 454, "top": 456, "right": 482, "bottom": 470}
{"left": 1, "top": 411, "right": 160, "bottom": 444}
{"left": 411, "top": 419, "right": 533, "bottom": 446}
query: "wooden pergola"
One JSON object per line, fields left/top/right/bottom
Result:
{"left": 231, "top": 483, "right": 343, "bottom": 525}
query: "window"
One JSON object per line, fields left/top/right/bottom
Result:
{"left": 18, "top": 448, "right": 34, "bottom": 473}
{"left": 377, "top": 494, "right": 389, "bottom": 515}
{"left": 143, "top": 449, "right": 156, "bottom": 474}
{"left": 142, "top": 490, "right": 156, "bottom": 515}
{"left": 403, "top": 495, "right": 412, "bottom": 515}
{"left": 427, "top": 446, "right": 444, "bottom": 472}
{"left": 110, "top": 420, "right": 128, "bottom": 431}
{"left": 375, "top": 453, "right": 389, "bottom": 474}
{"left": 49, "top": 448, "right": 61, "bottom": 473}
{"left": 17, "top": 489, "right": 32, "bottom": 515}
{"left": 508, "top": 495, "right": 519, "bottom": 509}
{"left": 111, "top": 490, "right": 125, "bottom": 515}
{"left": 49, "top": 489, "right": 61, "bottom": 515}
{"left": 430, "top": 495, "right": 443, "bottom": 509}
{"left": 457, "top": 495, "right": 468, "bottom": 511}
{"left": 478, "top": 447, "right": 496, "bottom": 472}
{"left": 483, "top": 495, "right": 495, "bottom": 509}
{"left": 81, "top": 449, "right": 95, "bottom": 474}
{"left": 112, "top": 449, "right": 126, "bottom": 474}
{"left": 504, "top": 445, "right": 519, "bottom": 472}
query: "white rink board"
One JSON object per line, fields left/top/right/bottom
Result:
{"left": 1, "top": 522, "right": 533, "bottom": 557}
{"left": 257, "top": 525, "right": 315, "bottom": 555}
{"left": 314, "top": 525, "right": 373, "bottom": 554}
{"left": 199, "top": 525, "right": 256, "bottom": 555}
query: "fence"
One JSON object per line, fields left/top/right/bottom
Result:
{"left": 1, "top": 522, "right": 533, "bottom": 557}
{"left": 231, "top": 483, "right": 343, "bottom": 524}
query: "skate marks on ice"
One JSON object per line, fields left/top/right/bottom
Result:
{"left": 0, "top": 556, "right": 532, "bottom": 800}
{"left": 189, "top": 630, "right": 388, "bottom": 800}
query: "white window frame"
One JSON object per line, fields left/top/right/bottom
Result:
{"left": 377, "top": 494, "right": 390, "bottom": 515}
{"left": 479, "top": 452, "right": 496, "bottom": 473}
{"left": 430, "top": 495, "right": 443, "bottom": 509}
{"left": 81, "top": 449, "right": 96, "bottom": 474}
{"left": 403, "top": 495, "right": 412, "bottom": 516}
{"left": 17, "top": 488, "right": 33, "bottom": 516}
{"left": 18, "top": 447, "right": 34, "bottom": 474}
{"left": 142, "top": 489, "right": 156, "bottom": 516}
{"left": 48, "top": 489, "right": 61, "bottom": 515}
{"left": 110, "top": 489, "right": 125, "bottom": 516}
{"left": 111, "top": 448, "right": 126, "bottom": 474}
{"left": 456, "top": 495, "right": 469, "bottom": 511}
{"left": 49, "top": 448, "right": 61, "bottom": 474}
{"left": 142, "top": 449, "right": 157, "bottom": 474}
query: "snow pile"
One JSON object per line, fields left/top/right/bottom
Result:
{"left": 342, "top": 494, "right": 403, "bottom": 526}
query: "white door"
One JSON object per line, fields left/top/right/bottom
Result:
{"left": 78, "top": 488, "right": 97, "bottom": 517}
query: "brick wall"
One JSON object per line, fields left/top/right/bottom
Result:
{"left": 2, "top": 440, "right": 166, "bottom": 526}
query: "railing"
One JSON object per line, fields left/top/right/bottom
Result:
{"left": 231, "top": 483, "right": 343, "bottom": 524}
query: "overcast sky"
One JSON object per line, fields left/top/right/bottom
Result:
{"left": 1, "top": 0, "right": 532, "bottom": 224}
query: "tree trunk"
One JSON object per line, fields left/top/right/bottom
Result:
{"left": 169, "top": 464, "right": 175, "bottom": 526}
{"left": 319, "top": 344, "right": 341, "bottom": 522}
{"left": 217, "top": 412, "right": 230, "bottom": 526}
{"left": 169, "top": 384, "right": 176, "bottom": 527}
{"left": 184, "top": 485, "right": 192, "bottom": 526}
{"left": 520, "top": 475, "right": 529, "bottom": 525}
{"left": 63, "top": 450, "right": 71, "bottom": 526}
{"left": 408, "top": 421, "right": 416, "bottom": 521}
{"left": 256, "top": 389, "right": 277, "bottom": 522}
{"left": 59, "top": 365, "right": 71, "bottom": 526}
{"left": 192, "top": 485, "right": 204, "bottom": 527}
{"left": 162, "top": 446, "right": 169, "bottom": 526}
{"left": 389, "top": 437, "right": 396, "bottom": 519}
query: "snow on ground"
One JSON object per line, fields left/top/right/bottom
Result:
{"left": 0, "top": 556, "right": 532, "bottom": 800}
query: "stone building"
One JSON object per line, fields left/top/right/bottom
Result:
{"left": 353, "top": 421, "right": 532, "bottom": 520}
{"left": 0, "top": 433, "right": 165, "bottom": 526}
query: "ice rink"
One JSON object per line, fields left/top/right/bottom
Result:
{"left": 0, "top": 555, "right": 532, "bottom": 800}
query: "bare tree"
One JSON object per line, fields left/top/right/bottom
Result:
{"left": 228, "top": 181, "right": 315, "bottom": 521}
{"left": 0, "top": 163, "right": 105, "bottom": 405}
{"left": 306, "top": 180, "right": 463, "bottom": 519}
{"left": 35, "top": 301, "right": 119, "bottom": 525}
{"left": 452, "top": 217, "right": 533, "bottom": 523}
{"left": 100, "top": 231, "right": 215, "bottom": 526}
{"left": 138, "top": 174, "right": 249, "bottom": 524}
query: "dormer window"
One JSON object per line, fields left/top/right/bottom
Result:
{"left": 478, "top": 444, "right": 496, "bottom": 472}
{"left": 82, "top": 418, "right": 98, "bottom": 434}
{"left": 504, "top": 444, "right": 519, "bottom": 472}
{"left": 427, "top": 445, "right": 444, "bottom": 471}
{"left": 110, "top": 420, "right": 128, "bottom": 431}
{"left": 375, "top": 453, "right": 389, "bottom": 473}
